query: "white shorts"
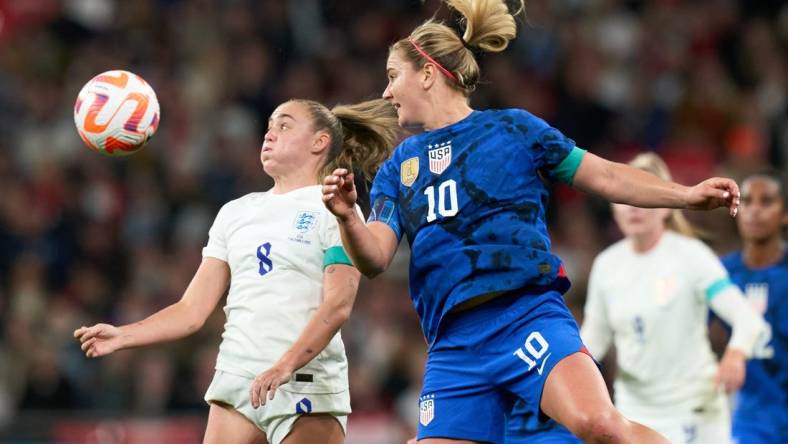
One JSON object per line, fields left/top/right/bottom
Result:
{"left": 628, "top": 406, "right": 731, "bottom": 444}
{"left": 204, "top": 370, "right": 351, "bottom": 444}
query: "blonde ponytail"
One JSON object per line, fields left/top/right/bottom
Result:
{"left": 328, "top": 99, "right": 401, "bottom": 181}
{"left": 291, "top": 99, "right": 400, "bottom": 183}
{"left": 628, "top": 152, "right": 698, "bottom": 238}
{"left": 392, "top": 0, "right": 525, "bottom": 94}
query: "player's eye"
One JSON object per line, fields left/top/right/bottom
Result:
{"left": 280, "top": 123, "right": 288, "bottom": 130}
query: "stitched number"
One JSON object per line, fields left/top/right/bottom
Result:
{"left": 513, "top": 331, "right": 550, "bottom": 371}
{"left": 257, "top": 242, "right": 273, "bottom": 276}
{"left": 424, "top": 179, "right": 459, "bottom": 222}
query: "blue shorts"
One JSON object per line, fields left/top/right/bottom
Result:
{"left": 506, "top": 399, "right": 582, "bottom": 443}
{"left": 733, "top": 418, "right": 786, "bottom": 444}
{"left": 417, "top": 289, "right": 586, "bottom": 443}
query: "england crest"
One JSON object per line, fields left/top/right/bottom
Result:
{"left": 428, "top": 141, "right": 452, "bottom": 175}
{"left": 293, "top": 211, "right": 318, "bottom": 233}
{"left": 289, "top": 211, "right": 318, "bottom": 244}
{"left": 419, "top": 395, "right": 435, "bottom": 426}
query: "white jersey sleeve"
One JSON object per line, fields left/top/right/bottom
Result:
{"left": 202, "top": 202, "right": 232, "bottom": 262}
{"left": 319, "top": 205, "right": 362, "bottom": 268}
{"left": 687, "top": 238, "right": 735, "bottom": 304}
{"left": 581, "top": 255, "right": 614, "bottom": 360}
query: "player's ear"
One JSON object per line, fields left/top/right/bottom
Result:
{"left": 311, "top": 131, "right": 331, "bottom": 154}
{"left": 421, "top": 63, "right": 436, "bottom": 90}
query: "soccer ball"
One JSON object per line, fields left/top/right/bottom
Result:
{"left": 73, "top": 70, "right": 160, "bottom": 156}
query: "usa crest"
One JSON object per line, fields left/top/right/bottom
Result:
{"left": 419, "top": 394, "right": 435, "bottom": 426}
{"left": 401, "top": 157, "right": 419, "bottom": 187}
{"left": 428, "top": 141, "right": 452, "bottom": 175}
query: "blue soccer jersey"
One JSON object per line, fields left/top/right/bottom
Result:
{"left": 721, "top": 250, "right": 788, "bottom": 442}
{"left": 368, "top": 108, "right": 581, "bottom": 344}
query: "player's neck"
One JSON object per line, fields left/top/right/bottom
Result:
{"left": 270, "top": 172, "right": 318, "bottom": 195}
{"left": 630, "top": 227, "right": 665, "bottom": 253}
{"left": 743, "top": 237, "right": 785, "bottom": 268}
{"left": 421, "top": 98, "right": 473, "bottom": 132}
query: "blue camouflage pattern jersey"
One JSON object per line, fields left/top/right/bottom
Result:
{"left": 368, "top": 109, "right": 583, "bottom": 344}
{"left": 721, "top": 250, "right": 788, "bottom": 441}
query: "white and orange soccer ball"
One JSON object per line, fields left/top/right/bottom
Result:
{"left": 73, "top": 70, "right": 160, "bottom": 156}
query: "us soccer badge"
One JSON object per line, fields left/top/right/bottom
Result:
{"left": 428, "top": 141, "right": 452, "bottom": 175}
{"left": 401, "top": 157, "right": 419, "bottom": 187}
{"left": 419, "top": 393, "right": 435, "bottom": 426}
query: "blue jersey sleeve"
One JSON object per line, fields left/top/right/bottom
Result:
{"left": 517, "top": 111, "right": 577, "bottom": 181}
{"left": 367, "top": 154, "right": 403, "bottom": 241}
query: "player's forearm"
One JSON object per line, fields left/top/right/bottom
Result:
{"left": 710, "top": 287, "right": 769, "bottom": 357}
{"left": 575, "top": 154, "right": 690, "bottom": 208}
{"left": 117, "top": 300, "right": 205, "bottom": 349}
{"left": 275, "top": 306, "right": 348, "bottom": 374}
{"left": 337, "top": 213, "right": 389, "bottom": 277}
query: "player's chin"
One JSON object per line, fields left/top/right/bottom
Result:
{"left": 260, "top": 158, "right": 277, "bottom": 175}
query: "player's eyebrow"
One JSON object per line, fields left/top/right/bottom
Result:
{"left": 267, "top": 113, "right": 297, "bottom": 129}
{"left": 268, "top": 113, "right": 296, "bottom": 123}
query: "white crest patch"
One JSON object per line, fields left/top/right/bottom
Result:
{"left": 289, "top": 211, "right": 319, "bottom": 244}
{"left": 428, "top": 141, "right": 452, "bottom": 175}
{"left": 745, "top": 283, "right": 769, "bottom": 315}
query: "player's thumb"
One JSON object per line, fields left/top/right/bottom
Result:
{"left": 342, "top": 173, "right": 355, "bottom": 192}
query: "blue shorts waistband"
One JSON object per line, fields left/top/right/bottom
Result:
{"left": 439, "top": 288, "right": 560, "bottom": 335}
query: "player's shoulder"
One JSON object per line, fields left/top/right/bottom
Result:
{"left": 665, "top": 231, "right": 716, "bottom": 257}
{"left": 391, "top": 132, "right": 424, "bottom": 159}
{"left": 593, "top": 238, "right": 631, "bottom": 269}
{"left": 720, "top": 249, "right": 744, "bottom": 271}
{"left": 778, "top": 250, "right": 788, "bottom": 269}
{"left": 219, "top": 192, "right": 266, "bottom": 214}
{"left": 483, "top": 108, "right": 546, "bottom": 127}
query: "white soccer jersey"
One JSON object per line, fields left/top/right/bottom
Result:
{"left": 202, "top": 185, "right": 352, "bottom": 394}
{"left": 581, "top": 231, "right": 733, "bottom": 419}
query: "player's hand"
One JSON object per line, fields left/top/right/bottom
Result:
{"left": 322, "top": 168, "right": 357, "bottom": 222}
{"left": 250, "top": 362, "right": 294, "bottom": 409}
{"left": 73, "top": 323, "right": 123, "bottom": 358}
{"left": 715, "top": 348, "right": 746, "bottom": 392}
{"left": 686, "top": 177, "right": 740, "bottom": 217}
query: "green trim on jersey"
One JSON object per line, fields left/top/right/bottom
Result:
{"left": 323, "top": 246, "right": 353, "bottom": 268}
{"left": 552, "top": 147, "right": 587, "bottom": 185}
{"left": 705, "top": 277, "right": 733, "bottom": 301}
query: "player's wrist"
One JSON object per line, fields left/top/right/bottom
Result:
{"left": 275, "top": 354, "right": 299, "bottom": 375}
{"left": 723, "top": 347, "right": 747, "bottom": 361}
{"left": 115, "top": 326, "right": 134, "bottom": 350}
{"left": 336, "top": 208, "right": 359, "bottom": 225}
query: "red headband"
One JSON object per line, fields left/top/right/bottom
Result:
{"left": 408, "top": 38, "right": 459, "bottom": 84}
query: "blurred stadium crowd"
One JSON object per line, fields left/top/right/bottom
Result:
{"left": 0, "top": 0, "right": 785, "bottom": 442}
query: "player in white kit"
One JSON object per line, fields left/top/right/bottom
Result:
{"left": 581, "top": 153, "right": 768, "bottom": 444}
{"left": 74, "top": 98, "right": 400, "bottom": 444}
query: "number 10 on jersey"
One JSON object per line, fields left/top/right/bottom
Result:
{"left": 424, "top": 179, "right": 459, "bottom": 222}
